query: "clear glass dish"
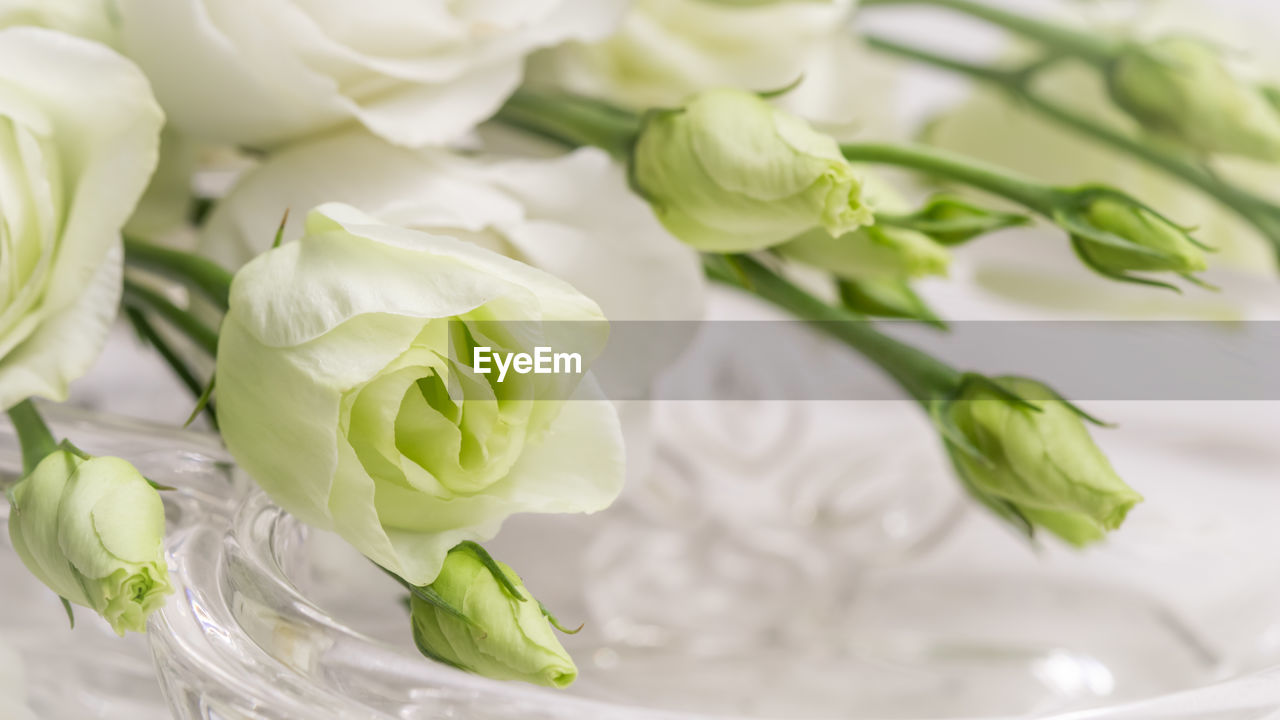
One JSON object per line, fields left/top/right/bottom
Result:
{"left": 145, "top": 397, "right": 1280, "bottom": 720}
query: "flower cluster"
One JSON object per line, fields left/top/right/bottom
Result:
{"left": 0, "top": 0, "right": 1262, "bottom": 695}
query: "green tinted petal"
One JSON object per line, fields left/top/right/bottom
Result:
{"left": 85, "top": 459, "right": 165, "bottom": 564}
{"left": 8, "top": 451, "right": 83, "bottom": 601}
{"left": 778, "top": 224, "right": 950, "bottom": 280}
{"left": 1019, "top": 507, "right": 1106, "bottom": 548}
{"left": 688, "top": 90, "right": 831, "bottom": 201}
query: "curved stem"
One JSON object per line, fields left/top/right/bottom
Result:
{"left": 494, "top": 89, "right": 640, "bottom": 159}
{"left": 1015, "top": 90, "right": 1280, "bottom": 222}
{"left": 7, "top": 400, "right": 57, "bottom": 476}
{"left": 122, "top": 279, "right": 219, "bottom": 356}
{"left": 123, "top": 307, "right": 204, "bottom": 399}
{"left": 863, "top": 34, "right": 1280, "bottom": 265}
{"left": 860, "top": 0, "right": 1119, "bottom": 66}
{"left": 705, "top": 255, "right": 960, "bottom": 404}
{"left": 123, "top": 306, "right": 218, "bottom": 429}
{"left": 124, "top": 238, "right": 234, "bottom": 311}
{"left": 841, "top": 142, "right": 1061, "bottom": 213}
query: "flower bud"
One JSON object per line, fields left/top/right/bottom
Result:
{"left": 886, "top": 194, "right": 1031, "bottom": 246}
{"left": 1058, "top": 189, "right": 1207, "bottom": 283}
{"left": 409, "top": 543, "right": 576, "bottom": 688}
{"left": 1108, "top": 37, "right": 1280, "bottom": 160}
{"left": 776, "top": 169, "right": 949, "bottom": 279}
{"left": 632, "top": 88, "right": 873, "bottom": 252}
{"left": 837, "top": 277, "right": 944, "bottom": 327}
{"left": 7, "top": 450, "right": 172, "bottom": 635}
{"left": 777, "top": 223, "right": 950, "bottom": 280}
{"left": 937, "top": 376, "right": 1142, "bottom": 546}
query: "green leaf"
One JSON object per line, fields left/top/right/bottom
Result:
{"left": 60, "top": 597, "right": 75, "bottom": 629}
{"left": 184, "top": 375, "right": 216, "bottom": 429}
{"left": 272, "top": 209, "right": 290, "bottom": 249}
{"left": 377, "top": 564, "right": 481, "bottom": 631}
{"left": 539, "top": 601, "right": 583, "bottom": 635}
{"left": 457, "top": 541, "right": 525, "bottom": 602}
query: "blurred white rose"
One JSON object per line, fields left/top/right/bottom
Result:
{"left": 531, "top": 0, "right": 899, "bottom": 130}
{"left": 125, "top": 127, "right": 200, "bottom": 241}
{"left": 0, "top": 0, "right": 114, "bottom": 41}
{"left": 0, "top": 28, "right": 162, "bottom": 410}
{"left": 200, "top": 133, "right": 704, "bottom": 325}
{"left": 111, "top": 0, "right": 626, "bottom": 149}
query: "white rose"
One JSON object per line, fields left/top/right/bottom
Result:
{"left": 0, "top": 0, "right": 115, "bottom": 42}
{"left": 0, "top": 28, "right": 162, "bottom": 410}
{"left": 216, "top": 203, "right": 626, "bottom": 583}
{"left": 530, "top": 0, "right": 890, "bottom": 127}
{"left": 111, "top": 0, "right": 627, "bottom": 149}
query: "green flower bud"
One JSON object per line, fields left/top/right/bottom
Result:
{"left": 1056, "top": 188, "right": 1208, "bottom": 285}
{"left": 1108, "top": 37, "right": 1280, "bottom": 160}
{"left": 837, "top": 277, "right": 944, "bottom": 327}
{"left": 7, "top": 450, "right": 172, "bottom": 635}
{"left": 936, "top": 376, "right": 1143, "bottom": 547}
{"left": 409, "top": 543, "right": 576, "bottom": 688}
{"left": 632, "top": 88, "right": 873, "bottom": 252}
{"left": 776, "top": 171, "right": 950, "bottom": 279}
{"left": 883, "top": 194, "right": 1031, "bottom": 246}
{"left": 777, "top": 223, "right": 951, "bottom": 280}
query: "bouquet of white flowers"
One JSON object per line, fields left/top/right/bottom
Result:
{"left": 1, "top": 0, "right": 1278, "bottom": 716}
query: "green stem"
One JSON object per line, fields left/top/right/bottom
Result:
{"left": 705, "top": 256, "right": 960, "bottom": 404}
{"left": 494, "top": 89, "right": 641, "bottom": 159}
{"left": 840, "top": 142, "right": 1061, "bottom": 212}
{"left": 860, "top": 0, "right": 1119, "bottom": 66}
{"left": 123, "top": 307, "right": 217, "bottom": 428}
{"left": 124, "top": 238, "right": 233, "bottom": 311}
{"left": 122, "top": 279, "right": 219, "bottom": 356}
{"left": 7, "top": 400, "right": 57, "bottom": 476}
{"left": 863, "top": 34, "right": 1280, "bottom": 263}
{"left": 1014, "top": 90, "right": 1280, "bottom": 229}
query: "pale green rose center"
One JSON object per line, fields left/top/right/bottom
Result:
{"left": 342, "top": 313, "right": 561, "bottom": 524}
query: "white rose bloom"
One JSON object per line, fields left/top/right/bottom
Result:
{"left": 111, "top": 0, "right": 627, "bottom": 149}
{"left": 0, "top": 0, "right": 115, "bottom": 42}
{"left": 531, "top": 0, "right": 886, "bottom": 127}
{"left": 216, "top": 203, "right": 626, "bottom": 583}
{"left": 200, "top": 132, "right": 704, "bottom": 326}
{"left": 0, "top": 28, "right": 162, "bottom": 410}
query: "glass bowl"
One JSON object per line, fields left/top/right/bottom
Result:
{"left": 146, "top": 397, "right": 1280, "bottom": 720}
